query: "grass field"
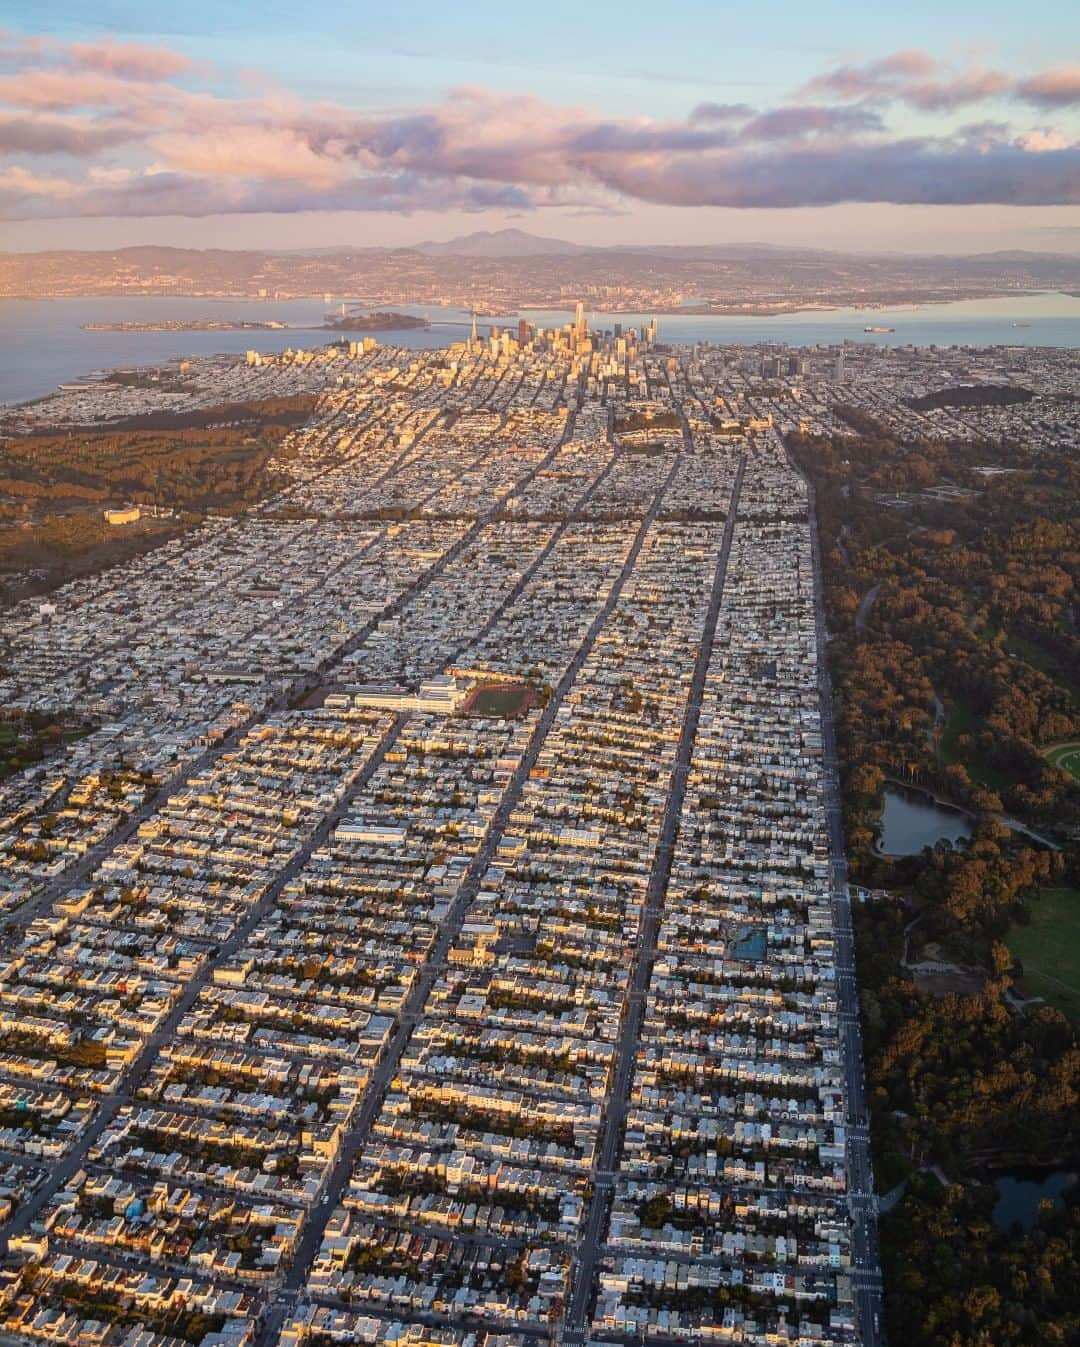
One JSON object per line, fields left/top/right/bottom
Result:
{"left": 1045, "top": 743, "right": 1080, "bottom": 784}
{"left": 939, "top": 698, "right": 974, "bottom": 764}
{"left": 1005, "top": 632, "right": 1080, "bottom": 701}
{"left": 938, "top": 698, "right": 1009, "bottom": 790}
{"left": 1007, "top": 886, "right": 1080, "bottom": 1020}
{"left": 464, "top": 683, "right": 534, "bottom": 718}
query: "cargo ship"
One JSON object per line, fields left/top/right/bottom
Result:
{"left": 863, "top": 325, "right": 895, "bottom": 333}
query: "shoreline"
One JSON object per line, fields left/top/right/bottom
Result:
{"left": 3, "top": 292, "right": 1078, "bottom": 410}
{"left": 0, "top": 286, "right": 1062, "bottom": 318}
{"left": 877, "top": 776, "right": 1061, "bottom": 856}
{"left": 80, "top": 319, "right": 431, "bottom": 335}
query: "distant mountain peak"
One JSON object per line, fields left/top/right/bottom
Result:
{"left": 414, "top": 228, "right": 587, "bottom": 258}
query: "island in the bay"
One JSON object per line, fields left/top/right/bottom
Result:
{"left": 82, "top": 311, "right": 429, "bottom": 334}
{"left": 320, "top": 310, "right": 429, "bottom": 331}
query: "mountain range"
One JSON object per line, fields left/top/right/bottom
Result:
{"left": 3, "top": 233, "right": 1078, "bottom": 306}
{"left": 412, "top": 228, "right": 588, "bottom": 257}
{"left": 331, "top": 230, "right": 1078, "bottom": 263}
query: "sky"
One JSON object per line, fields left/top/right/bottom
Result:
{"left": 1, "top": 0, "right": 1079, "bottom": 254}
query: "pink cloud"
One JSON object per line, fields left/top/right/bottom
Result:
{"left": 737, "top": 105, "right": 884, "bottom": 141}
{"left": 1016, "top": 66, "right": 1080, "bottom": 108}
{"left": 800, "top": 52, "right": 1011, "bottom": 110}
{"left": 0, "top": 36, "right": 1078, "bottom": 222}
{"left": 66, "top": 40, "right": 194, "bottom": 81}
{"left": 0, "top": 67, "right": 163, "bottom": 110}
{"left": 1015, "top": 129, "right": 1076, "bottom": 153}
{"left": 0, "top": 111, "right": 133, "bottom": 154}
{"left": 800, "top": 49, "right": 940, "bottom": 101}
{"left": 149, "top": 125, "right": 348, "bottom": 187}
{"left": 802, "top": 50, "right": 1080, "bottom": 112}
{"left": 0, "top": 163, "right": 79, "bottom": 199}
{"left": 875, "top": 51, "right": 939, "bottom": 78}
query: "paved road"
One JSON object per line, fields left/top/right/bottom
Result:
{"left": 0, "top": 382, "right": 595, "bottom": 1282}
{"left": 0, "top": 714, "right": 407, "bottom": 1254}
{"left": 854, "top": 582, "right": 881, "bottom": 635}
{"left": 564, "top": 455, "right": 747, "bottom": 1333}
{"left": 4, "top": 417, "right": 885, "bottom": 1347}
{"left": 451, "top": 434, "right": 620, "bottom": 665}
{"left": 0, "top": 386, "right": 418, "bottom": 913}
{"left": 798, "top": 454, "right": 885, "bottom": 1347}
{"left": 262, "top": 449, "right": 690, "bottom": 1345}
{"left": 7, "top": 384, "right": 585, "bottom": 940}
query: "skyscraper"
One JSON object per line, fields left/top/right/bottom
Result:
{"left": 574, "top": 301, "right": 586, "bottom": 341}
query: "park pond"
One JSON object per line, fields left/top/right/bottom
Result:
{"left": 992, "top": 1169, "right": 1078, "bottom": 1232}
{"left": 877, "top": 783, "right": 974, "bottom": 856}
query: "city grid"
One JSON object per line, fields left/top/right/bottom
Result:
{"left": 13, "top": 313, "right": 1071, "bottom": 1347}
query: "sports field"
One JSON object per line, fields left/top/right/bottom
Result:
{"left": 462, "top": 682, "right": 535, "bottom": 718}
{"left": 1007, "top": 886, "right": 1080, "bottom": 1020}
{"left": 1046, "top": 742, "right": 1080, "bottom": 784}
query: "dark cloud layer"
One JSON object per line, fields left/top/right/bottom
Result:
{"left": 590, "top": 140, "right": 1080, "bottom": 209}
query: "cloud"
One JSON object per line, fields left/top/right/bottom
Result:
{"left": 587, "top": 139, "right": 1080, "bottom": 209}
{"left": 0, "top": 163, "right": 79, "bottom": 199}
{"left": 0, "top": 67, "right": 165, "bottom": 110}
{"left": 800, "top": 49, "right": 940, "bottom": 101}
{"left": 952, "top": 121, "right": 1012, "bottom": 151}
{"left": 0, "top": 34, "right": 194, "bottom": 87}
{"left": 688, "top": 102, "right": 755, "bottom": 124}
{"left": 87, "top": 165, "right": 135, "bottom": 185}
{"left": 737, "top": 105, "right": 884, "bottom": 141}
{"left": 0, "top": 168, "right": 535, "bottom": 220}
{"left": 1015, "top": 128, "right": 1076, "bottom": 153}
{"left": 800, "top": 52, "right": 1011, "bottom": 111}
{"left": 907, "top": 72, "right": 1013, "bottom": 112}
{"left": 873, "top": 51, "right": 939, "bottom": 78}
{"left": 149, "top": 126, "right": 349, "bottom": 187}
{"left": 66, "top": 40, "right": 193, "bottom": 81}
{"left": 1016, "top": 66, "right": 1080, "bottom": 108}
{"left": 0, "top": 112, "right": 133, "bottom": 155}
{"left": 1, "top": 37, "right": 1078, "bottom": 221}
{"left": 803, "top": 50, "right": 1080, "bottom": 112}
{"left": 0, "top": 34, "right": 52, "bottom": 73}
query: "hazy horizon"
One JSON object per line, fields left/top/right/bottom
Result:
{"left": 3, "top": 222, "right": 1080, "bottom": 258}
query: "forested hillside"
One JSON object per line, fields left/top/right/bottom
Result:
{"left": 0, "top": 394, "right": 313, "bottom": 589}
{"left": 789, "top": 419, "right": 1080, "bottom": 1346}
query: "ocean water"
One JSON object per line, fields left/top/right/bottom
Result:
{"left": 0, "top": 297, "right": 460, "bottom": 407}
{"left": 2, "top": 291, "right": 1079, "bottom": 407}
{"left": 545, "top": 290, "right": 1080, "bottom": 350}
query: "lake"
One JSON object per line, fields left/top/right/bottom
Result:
{"left": 992, "top": 1170, "right": 1078, "bottom": 1232}
{"left": 2, "top": 290, "right": 1080, "bottom": 407}
{"left": 877, "top": 783, "right": 974, "bottom": 856}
